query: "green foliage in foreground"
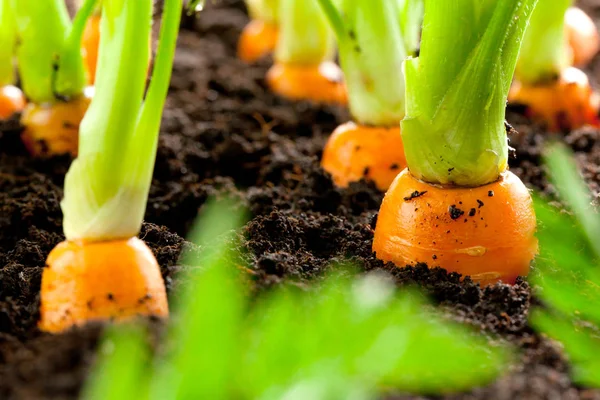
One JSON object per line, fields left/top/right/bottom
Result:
{"left": 83, "top": 201, "right": 510, "bottom": 400}
{"left": 532, "top": 144, "right": 600, "bottom": 387}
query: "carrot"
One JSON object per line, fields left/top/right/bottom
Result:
{"left": 373, "top": 170, "right": 537, "bottom": 286}
{"left": 20, "top": 89, "right": 92, "bottom": 157}
{"left": 565, "top": 7, "right": 599, "bottom": 67}
{"left": 266, "top": 0, "right": 347, "bottom": 104}
{"left": 508, "top": 67, "right": 599, "bottom": 131}
{"left": 238, "top": 19, "right": 279, "bottom": 63}
{"left": 373, "top": 0, "right": 538, "bottom": 286}
{"left": 321, "top": 122, "right": 405, "bottom": 190}
{"left": 0, "top": 85, "right": 25, "bottom": 120}
{"left": 39, "top": 238, "right": 169, "bottom": 333}
{"left": 12, "top": 0, "right": 97, "bottom": 157}
{"left": 512, "top": 1, "right": 599, "bottom": 130}
{"left": 266, "top": 61, "right": 347, "bottom": 104}
{"left": 38, "top": 0, "right": 181, "bottom": 332}
{"left": 81, "top": 12, "right": 100, "bottom": 85}
{"left": 316, "top": 0, "right": 421, "bottom": 188}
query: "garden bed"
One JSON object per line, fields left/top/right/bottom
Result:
{"left": 1, "top": 0, "right": 600, "bottom": 398}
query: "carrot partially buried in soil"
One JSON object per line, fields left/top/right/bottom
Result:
{"left": 11, "top": 0, "right": 98, "bottom": 157}
{"left": 0, "top": 85, "right": 25, "bottom": 120}
{"left": 373, "top": 0, "right": 538, "bottom": 286}
{"left": 266, "top": 0, "right": 346, "bottom": 104}
{"left": 39, "top": 0, "right": 181, "bottom": 332}
{"left": 317, "top": 0, "right": 421, "bottom": 190}
{"left": 510, "top": 0, "right": 599, "bottom": 131}
{"left": 238, "top": 0, "right": 279, "bottom": 63}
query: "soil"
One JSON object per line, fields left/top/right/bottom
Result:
{"left": 1, "top": 1, "right": 600, "bottom": 399}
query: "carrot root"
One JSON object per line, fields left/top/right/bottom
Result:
{"left": 20, "top": 89, "right": 93, "bottom": 157}
{"left": 566, "top": 7, "right": 600, "bottom": 67}
{"left": 0, "top": 85, "right": 26, "bottom": 120}
{"left": 509, "top": 67, "right": 599, "bottom": 131}
{"left": 321, "top": 122, "right": 406, "bottom": 190}
{"left": 39, "top": 237, "right": 169, "bottom": 333}
{"left": 373, "top": 169, "right": 537, "bottom": 286}
{"left": 237, "top": 19, "right": 279, "bottom": 63}
{"left": 266, "top": 61, "right": 347, "bottom": 105}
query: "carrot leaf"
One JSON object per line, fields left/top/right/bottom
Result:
{"left": 401, "top": 0, "right": 538, "bottom": 186}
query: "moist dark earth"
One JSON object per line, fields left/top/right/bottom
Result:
{"left": 1, "top": 1, "right": 600, "bottom": 399}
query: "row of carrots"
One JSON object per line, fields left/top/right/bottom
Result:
{"left": 0, "top": 0, "right": 594, "bottom": 333}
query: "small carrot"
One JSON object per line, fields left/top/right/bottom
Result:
{"left": 39, "top": 238, "right": 169, "bottom": 333}
{"left": 565, "top": 7, "right": 599, "bottom": 67}
{"left": 266, "top": 0, "right": 346, "bottom": 104}
{"left": 81, "top": 12, "right": 100, "bottom": 84}
{"left": 39, "top": 0, "right": 181, "bottom": 333}
{"left": 373, "top": 0, "right": 538, "bottom": 286}
{"left": 0, "top": 1, "right": 25, "bottom": 120}
{"left": 511, "top": 0, "right": 598, "bottom": 131}
{"left": 238, "top": 0, "right": 279, "bottom": 63}
{"left": 321, "top": 123, "right": 406, "bottom": 190}
{"left": 316, "top": 0, "right": 421, "bottom": 190}
{"left": 509, "top": 67, "right": 599, "bottom": 131}
{"left": 20, "top": 88, "right": 92, "bottom": 156}
{"left": 11, "top": 0, "right": 97, "bottom": 157}
{"left": 0, "top": 85, "right": 25, "bottom": 120}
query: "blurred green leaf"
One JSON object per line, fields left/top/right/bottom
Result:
{"left": 82, "top": 325, "right": 150, "bottom": 400}
{"left": 85, "top": 200, "right": 510, "bottom": 399}
{"left": 532, "top": 143, "right": 600, "bottom": 387}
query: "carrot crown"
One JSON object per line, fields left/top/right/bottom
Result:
{"left": 0, "top": 0, "right": 16, "bottom": 87}
{"left": 247, "top": 0, "right": 280, "bottom": 24}
{"left": 61, "top": 0, "right": 181, "bottom": 241}
{"left": 9, "top": 0, "right": 96, "bottom": 103}
{"left": 317, "top": 0, "right": 422, "bottom": 126}
{"left": 515, "top": 0, "right": 572, "bottom": 84}
{"left": 401, "top": 0, "right": 538, "bottom": 187}
{"left": 275, "top": 0, "right": 334, "bottom": 65}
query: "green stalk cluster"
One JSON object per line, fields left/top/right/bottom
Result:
{"left": 61, "top": 0, "right": 181, "bottom": 241}
{"left": 318, "top": 0, "right": 422, "bottom": 126}
{"left": 0, "top": 0, "right": 16, "bottom": 87}
{"left": 10, "top": 0, "right": 94, "bottom": 103}
{"left": 515, "top": 0, "right": 572, "bottom": 84}
{"left": 246, "top": 0, "right": 279, "bottom": 24}
{"left": 275, "top": 0, "right": 334, "bottom": 65}
{"left": 401, "top": 0, "right": 538, "bottom": 187}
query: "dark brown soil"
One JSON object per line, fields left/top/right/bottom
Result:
{"left": 1, "top": 1, "right": 600, "bottom": 399}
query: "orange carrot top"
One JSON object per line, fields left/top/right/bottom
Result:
{"left": 238, "top": 0, "right": 280, "bottom": 63}
{"left": 39, "top": 0, "right": 182, "bottom": 332}
{"left": 316, "top": 0, "right": 422, "bottom": 190}
{"left": 266, "top": 0, "right": 346, "bottom": 104}
{"left": 373, "top": 0, "right": 539, "bottom": 286}
{"left": 511, "top": 0, "right": 599, "bottom": 130}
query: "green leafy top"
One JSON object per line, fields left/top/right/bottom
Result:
{"left": 531, "top": 143, "right": 600, "bottom": 387}
{"left": 61, "top": 0, "right": 181, "bottom": 241}
{"left": 84, "top": 200, "right": 510, "bottom": 399}
{"left": 317, "top": 0, "right": 422, "bottom": 126}
{"left": 401, "top": 0, "right": 538, "bottom": 187}
{"left": 0, "top": 0, "right": 16, "bottom": 86}
{"left": 9, "top": 0, "right": 95, "bottom": 103}
{"left": 275, "top": 0, "right": 334, "bottom": 65}
{"left": 515, "top": 0, "right": 572, "bottom": 84}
